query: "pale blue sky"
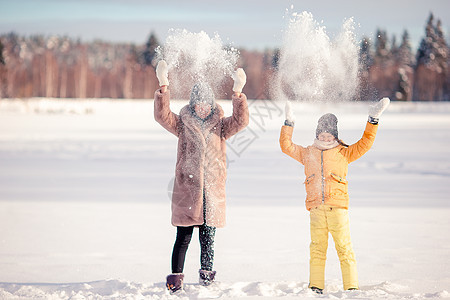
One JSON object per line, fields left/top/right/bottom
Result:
{"left": 1, "top": 0, "right": 449, "bottom": 50}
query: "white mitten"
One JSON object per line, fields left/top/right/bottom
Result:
{"left": 368, "top": 97, "right": 390, "bottom": 124}
{"left": 285, "top": 100, "right": 295, "bottom": 126}
{"left": 156, "top": 60, "right": 169, "bottom": 87}
{"left": 232, "top": 68, "right": 246, "bottom": 93}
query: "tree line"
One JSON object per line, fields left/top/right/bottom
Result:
{"left": 0, "top": 13, "right": 448, "bottom": 101}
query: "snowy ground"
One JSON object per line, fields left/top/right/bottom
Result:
{"left": 0, "top": 98, "right": 449, "bottom": 299}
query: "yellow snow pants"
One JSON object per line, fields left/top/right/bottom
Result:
{"left": 309, "top": 205, "right": 358, "bottom": 290}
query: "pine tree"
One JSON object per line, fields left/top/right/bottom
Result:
{"left": 358, "top": 37, "right": 378, "bottom": 101}
{"left": 272, "top": 48, "right": 280, "bottom": 69}
{"left": 374, "top": 29, "right": 389, "bottom": 61}
{"left": 395, "top": 68, "right": 412, "bottom": 101}
{"left": 394, "top": 30, "right": 414, "bottom": 101}
{"left": 391, "top": 35, "right": 399, "bottom": 61}
{"left": 0, "top": 39, "right": 5, "bottom": 65}
{"left": 359, "top": 37, "right": 373, "bottom": 67}
{"left": 414, "top": 13, "right": 449, "bottom": 101}
{"left": 434, "top": 19, "right": 449, "bottom": 71}
{"left": 142, "top": 32, "right": 159, "bottom": 67}
{"left": 416, "top": 13, "right": 436, "bottom": 66}
{"left": 0, "top": 38, "right": 5, "bottom": 98}
{"left": 435, "top": 19, "right": 449, "bottom": 100}
{"left": 398, "top": 30, "right": 414, "bottom": 66}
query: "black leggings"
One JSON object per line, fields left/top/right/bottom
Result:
{"left": 171, "top": 224, "right": 216, "bottom": 273}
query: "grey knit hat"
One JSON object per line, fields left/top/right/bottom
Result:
{"left": 189, "top": 83, "right": 215, "bottom": 108}
{"left": 316, "top": 113, "right": 339, "bottom": 139}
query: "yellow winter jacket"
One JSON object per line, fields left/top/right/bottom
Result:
{"left": 280, "top": 122, "right": 378, "bottom": 210}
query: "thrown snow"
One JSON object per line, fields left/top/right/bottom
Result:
{"left": 155, "top": 29, "right": 239, "bottom": 100}
{"left": 0, "top": 98, "right": 449, "bottom": 299}
{"left": 273, "top": 11, "right": 360, "bottom": 103}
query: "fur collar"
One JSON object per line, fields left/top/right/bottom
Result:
{"left": 179, "top": 104, "right": 224, "bottom": 145}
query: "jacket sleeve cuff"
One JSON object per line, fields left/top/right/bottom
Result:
{"left": 368, "top": 116, "right": 379, "bottom": 125}
{"left": 284, "top": 120, "right": 295, "bottom": 127}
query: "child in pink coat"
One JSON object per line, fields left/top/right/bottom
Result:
{"left": 154, "top": 60, "right": 249, "bottom": 292}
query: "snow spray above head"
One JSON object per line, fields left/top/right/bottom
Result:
{"left": 272, "top": 10, "right": 360, "bottom": 103}
{"left": 155, "top": 29, "right": 239, "bottom": 100}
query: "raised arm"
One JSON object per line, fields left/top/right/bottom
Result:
{"left": 222, "top": 68, "right": 249, "bottom": 139}
{"left": 222, "top": 92, "right": 249, "bottom": 139}
{"left": 342, "top": 122, "right": 378, "bottom": 163}
{"left": 279, "top": 100, "right": 305, "bottom": 163}
{"left": 154, "top": 60, "right": 180, "bottom": 136}
{"left": 343, "top": 97, "right": 390, "bottom": 163}
{"left": 154, "top": 89, "right": 180, "bottom": 136}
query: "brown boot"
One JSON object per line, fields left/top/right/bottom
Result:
{"left": 166, "top": 273, "right": 184, "bottom": 293}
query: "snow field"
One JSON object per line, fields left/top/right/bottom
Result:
{"left": 0, "top": 98, "right": 449, "bottom": 299}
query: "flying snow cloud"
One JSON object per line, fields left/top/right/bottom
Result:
{"left": 272, "top": 11, "right": 360, "bottom": 103}
{"left": 155, "top": 29, "right": 239, "bottom": 99}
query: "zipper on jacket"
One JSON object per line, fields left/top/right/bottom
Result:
{"left": 321, "top": 150, "right": 325, "bottom": 203}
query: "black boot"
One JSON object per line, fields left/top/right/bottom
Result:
{"left": 166, "top": 273, "right": 184, "bottom": 293}
{"left": 199, "top": 269, "right": 216, "bottom": 286}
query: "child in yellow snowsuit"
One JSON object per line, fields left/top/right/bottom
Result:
{"left": 279, "top": 98, "right": 390, "bottom": 293}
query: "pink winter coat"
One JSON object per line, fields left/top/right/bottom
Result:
{"left": 154, "top": 89, "right": 249, "bottom": 228}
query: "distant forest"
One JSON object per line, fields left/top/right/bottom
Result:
{"left": 0, "top": 13, "right": 448, "bottom": 101}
